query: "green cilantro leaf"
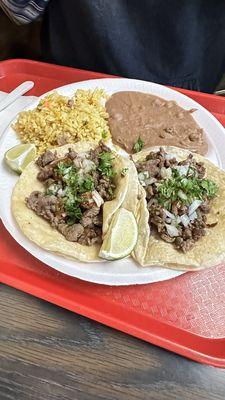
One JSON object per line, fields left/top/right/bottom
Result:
{"left": 56, "top": 162, "right": 70, "bottom": 176}
{"left": 98, "top": 151, "right": 116, "bottom": 178}
{"left": 200, "top": 179, "right": 218, "bottom": 198}
{"left": 101, "top": 130, "right": 108, "bottom": 139}
{"left": 133, "top": 137, "right": 144, "bottom": 153}
{"left": 157, "top": 168, "right": 218, "bottom": 211}
{"left": 65, "top": 201, "right": 82, "bottom": 223}
{"left": 121, "top": 167, "right": 129, "bottom": 177}
{"left": 79, "top": 175, "right": 94, "bottom": 193}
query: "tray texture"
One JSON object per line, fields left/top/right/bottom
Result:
{"left": 0, "top": 59, "right": 224, "bottom": 367}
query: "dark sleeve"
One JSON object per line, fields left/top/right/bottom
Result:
{"left": 0, "top": 0, "right": 49, "bottom": 24}
{"left": 42, "top": 0, "right": 225, "bottom": 93}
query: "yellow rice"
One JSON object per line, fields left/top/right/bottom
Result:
{"left": 13, "top": 89, "right": 110, "bottom": 153}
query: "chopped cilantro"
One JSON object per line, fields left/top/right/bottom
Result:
{"left": 56, "top": 162, "right": 71, "bottom": 176}
{"left": 65, "top": 201, "right": 82, "bottom": 223}
{"left": 43, "top": 149, "right": 116, "bottom": 226}
{"left": 46, "top": 185, "right": 58, "bottom": 195}
{"left": 46, "top": 189, "right": 54, "bottom": 195}
{"left": 121, "top": 167, "right": 129, "bottom": 177}
{"left": 98, "top": 151, "right": 116, "bottom": 178}
{"left": 79, "top": 175, "right": 94, "bottom": 193}
{"left": 200, "top": 179, "right": 218, "bottom": 198}
{"left": 56, "top": 163, "right": 79, "bottom": 188}
{"left": 187, "top": 166, "right": 197, "bottom": 178}
{"left": 101, "top": 130, "right": 108, "bottom": 139}
{"left": 63, "top": 188, "right": 81, "bottom": 203}
{"left": 157, "top": 168, "right": 218, "bottom": 211}
{"left": 52, "top": 160, "right": 95, "bottom": 224}
{"left": 133, "top": 137, "right": 144, "bottom": 153}
{"left": 65, "top": 170, "right": 79, "bottom": 187}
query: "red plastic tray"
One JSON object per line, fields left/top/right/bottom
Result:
{"left": 0, "top": 59, "right": 225, "bottom": 368}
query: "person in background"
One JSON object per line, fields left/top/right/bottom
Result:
{"left": 1, "top": 0, "right": 225, "bottom": 93}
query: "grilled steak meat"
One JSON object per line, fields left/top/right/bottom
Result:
{"left": 26, "top": 141, "right": 116, "bottom": 246}
{"left": 136, "top": 148, "right": 218, "bottom": 253}
{"left": 36, "top": 150, "right": 56, "bottom": 167}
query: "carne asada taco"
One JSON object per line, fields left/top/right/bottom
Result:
{"left": 12, "top": 141, "right": 138, "bottom": 262}
{"left": 132, "top": 146, "right": 225, "bottom": 270}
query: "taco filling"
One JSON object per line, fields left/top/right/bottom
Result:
{"left": 135, "top": 147, "right": 218, "bottom": 253}
{"left": 25, "top": 141, "right": 116, "bottom": 246}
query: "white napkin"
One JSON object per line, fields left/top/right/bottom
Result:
{"left": 0, "top": 91, "right": 36, "bottom": 137}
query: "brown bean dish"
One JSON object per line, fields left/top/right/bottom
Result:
{"left": 106, "top": 91, "right": 208, "bottom": 155}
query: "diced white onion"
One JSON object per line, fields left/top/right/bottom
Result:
{"left": 145, "top": 177, "right": 157, "bottom": 185}
{"left": 179, "top": 165, "right": 189, "bottom": 176}
{"left": 154, "top": 182, "right": 160, "bottom": 187}
{"left": 175, "top": 165, "right": 189, "bottom": 176}
{"left": 189, "top": 211, "right": 197, "bottom": 222}
{"left": 82, "top": 158, "right": 96, "bottom": 173}
{"left": 138, "top": 171, "right": 149, "bottom": 180}
{"left": 180, "top": 214, "right": 190, "bottom": 227}
{"left": 61, "top": 188, "right": 67, "bottom": 196}
{"left": 161, "top": 167, "right": 172, "bottom": 179}
{"left": 181, "top": 177, "right": 188, "bottom": 186}
{"left": 165, "top": 153, "right": 176, "bottom": 160}
{"left": 163, "top": 209, "right": 176, "bottom": 220}
{"left": 77, "top": 169, "right": 84, "bottom": 184}
{"left": 170, "top": 216, "right": 181, "bottom": 227}
{"left": 165, "top": 224, "right": 179, "bottom": 237}
{"left": 48, "top": 184, "right": 59, "bottom": 195}
{"left": 188, "top": 200, "right": 202, "bottom": 216}
{"left": 176, "top": 216, "right": 181, "bottom": 224}
{"left": 178, "top": 190, "right": 187, "bottom": 201}
{"left": 92, "top": 190, "right": 104, "bottom": 207}
{"left": 79, "top": 152, "right": 88, "bottom": 159}
{"left": 138, "top": 171, "right": 149, "bottom": 186}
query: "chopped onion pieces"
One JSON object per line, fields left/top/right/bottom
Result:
{"left": 165, "top": 224, "right": 179, "bottom": 237}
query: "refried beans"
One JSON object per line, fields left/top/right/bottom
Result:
{"left": 106, "top": 91, "right": 208, "bottom": 155}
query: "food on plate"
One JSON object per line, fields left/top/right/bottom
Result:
{"left": 132, "top": 146, "right": 225, "bottom": 270}
{"left": 99, "top": 207, "right": 138, "bottom": 260}
{"left": 133, "top": 137, "right": 144, "bottom": 153}
{"left": 106, "top": 91, "right": 208, "bottom": 155}
{"left": 8, "top": 82, "right": 222, "bottom": 272}
{"left": 13, "top": 89, "right": 110, "bottom": 153}
{"left": 12, "top": 141, "right": 139, "bottom": 262}
{"left": 4, "top": 143, "right": 36, "bottom": 174}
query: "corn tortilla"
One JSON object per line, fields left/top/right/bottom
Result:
{"left": 12, "top": 141, "right": 134, "bottom": 262}
{"left": 132, "top": 146, "right": 225, "bottom": 270}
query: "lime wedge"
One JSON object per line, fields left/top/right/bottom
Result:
{"left": 99, "top": 208, "right": 138, "bottom": 260}
{"left": 4, "top": 143, "right": 36, "bottom": 174}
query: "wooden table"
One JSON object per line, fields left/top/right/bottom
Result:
{"left": 1, "top": 284, "right": 225, "bottom": 400}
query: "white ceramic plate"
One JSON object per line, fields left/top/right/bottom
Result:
{"left": 1, "top": 78, "right": 225, "bottom": 285}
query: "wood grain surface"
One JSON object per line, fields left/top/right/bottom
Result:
{"left": 0, "top": 284, "right": 225, "bottom": 400}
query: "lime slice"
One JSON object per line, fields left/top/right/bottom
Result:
{"left": 99, "top": 208, "right": 138, "bottom": 260}
{"left": 4, "top": 143, "right": 36, "bottom": 174}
